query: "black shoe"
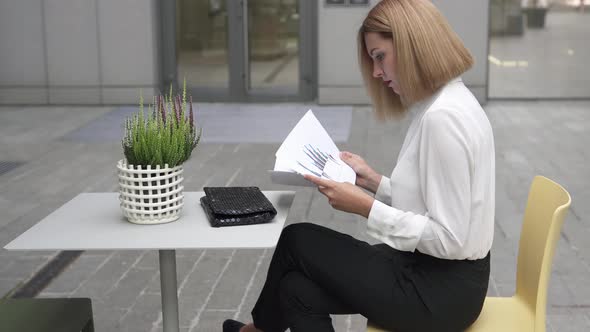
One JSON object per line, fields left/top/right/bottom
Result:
{"left": 223, "top": 319, "right": 246, "bottom": 332}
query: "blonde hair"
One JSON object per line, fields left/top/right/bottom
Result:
{"left": 358, "top": 0, "right": 474, "bottom": 119}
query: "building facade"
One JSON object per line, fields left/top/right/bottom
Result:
{"left": 0, "top": 0, "right": 490, "bottom": 105}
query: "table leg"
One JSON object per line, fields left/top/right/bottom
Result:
{"left": 159, "top": 250, "right": 180, "bottom": 332}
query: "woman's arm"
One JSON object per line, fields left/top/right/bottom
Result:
{"left": 304, "top": 175, "right": 375, "bottom": 219}
{"left": 367, "top": 110, "right": 472, "bottom": 259}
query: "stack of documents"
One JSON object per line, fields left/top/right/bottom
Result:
{"left": 269, "top": 110, "right": 356, "bottom": 187}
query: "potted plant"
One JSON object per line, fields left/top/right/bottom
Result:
{"left": 117, "top": 83, "right": 202, "bottom": 225}
{"left": 522, "top": 0, "right": 549, "bottom": 28}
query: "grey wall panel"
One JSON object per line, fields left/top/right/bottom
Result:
{"left": 319, "top": 87, "right": 370, "bottom": 105}
{"left": 0, "top": 88, "right": 48, "bottom": 104}
{"left": 102, "top": 87, "right": 157, "bottom": 104}
{"left": 44, "top": 0, "right": 100, "bottom": 86}
{"left": 0, "top": 0, "right": 46, "bottom": 85}
{"left": 97, "top": 0, "right": 158, "bottom": 86}
{"left": 49, "top": 87, "right": 100, "bottom": 104}
{"left": 318, "top": 5, "right": 370, "bottom": 87}
{"left": 432, "top": 0, "right": 489, "bottom": 87}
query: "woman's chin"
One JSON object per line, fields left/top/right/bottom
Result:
{"left": 388, "top": 83, "right": 400, "bottom": 95}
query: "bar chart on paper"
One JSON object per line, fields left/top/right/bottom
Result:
{"left": 269, "top": 110, "right": 356, "bottom": 186}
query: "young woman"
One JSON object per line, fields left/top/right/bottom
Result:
{"left": 224, "top": 0, "right": 495, "bottom": 331}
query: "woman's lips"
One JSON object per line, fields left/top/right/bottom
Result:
{"left": 384, "top": 80, "right": 391, "bottom": 86}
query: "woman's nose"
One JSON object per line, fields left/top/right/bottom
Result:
{"left": 372, "top": 64, "right": 383, "bottom": 79}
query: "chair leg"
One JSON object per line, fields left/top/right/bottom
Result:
{"left": 82, "top": 319, "right": 95, "bottom": 332}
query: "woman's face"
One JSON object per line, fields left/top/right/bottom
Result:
{"left": 364, "top": 32, "right": 400, "bottom": 95}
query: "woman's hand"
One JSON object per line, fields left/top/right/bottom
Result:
{"left": 340, "top": 151, "right": 382, "bottom": 194}
{"left": 304, "top": 174, "right": 375, "bottom": 218}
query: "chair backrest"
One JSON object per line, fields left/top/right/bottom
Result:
{"left": 515, "top": 176, "right": 571, "bottom": 331}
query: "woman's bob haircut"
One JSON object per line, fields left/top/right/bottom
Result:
{"left": 358, "top": 0, "right": 474, "bottom": 119}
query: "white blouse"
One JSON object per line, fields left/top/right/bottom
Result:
{"left": 367, "top": 78, "right": 495, "bottom": 260}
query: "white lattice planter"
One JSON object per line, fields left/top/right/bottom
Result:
{"left": 117, "top": 159, "right": 185, "bottom": 225}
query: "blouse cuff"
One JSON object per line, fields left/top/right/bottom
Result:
{"left": 367, "top": 200, "right": 428, "bottom": 252}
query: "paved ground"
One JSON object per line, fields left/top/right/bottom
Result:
{"left": 1, "top": 101, "right": 589, "bottom": 331}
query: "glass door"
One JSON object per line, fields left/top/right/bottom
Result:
{"left": 246, "top": 0, "right": 300, "bottom": 95}
{"left": 164, "top": 0, "right": 315, "bottom": 102}
{"left": 175, "top": 0, "right": 229, "bottom": 96}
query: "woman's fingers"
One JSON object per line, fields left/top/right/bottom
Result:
{"left": 303, "top": 174, "right": 333, "bottom": 188}
{"left": 303, "top": 174, "right": 321, "bottom": 185}
{"left": 304, "top": 175, "right": 336, "bottom": 199}
{"left": 340, "top": 151, "right": 354, "bottom": 159}
{"left": 340, "top": 153, "right": 367, "bottom": 175}
{"left": 340, "top": 151, "right": 358, "bottom": 167}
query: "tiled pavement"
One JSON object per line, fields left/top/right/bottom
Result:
{"left": 1, "top": 101, "right": 589, "bottom": 331}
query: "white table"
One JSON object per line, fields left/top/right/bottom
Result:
{"left": 4, "top": 191, "right": 295, "bottom": 332}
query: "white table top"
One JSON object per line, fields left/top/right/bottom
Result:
{"left": 4, "top": 191, "right": 295, "bottom": 251}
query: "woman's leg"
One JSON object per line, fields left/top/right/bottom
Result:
{"left": 278, "top": 271, "right": 352, "bottom": 331}
{"left": 251, "top": 222, "right": 426, "bottom": 332}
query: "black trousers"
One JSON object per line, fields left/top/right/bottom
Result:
{"left": 251, "top": 223, "right": 490, "bottom": 332}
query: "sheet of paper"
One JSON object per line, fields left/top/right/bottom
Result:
{"left": 270, "top": 110, "right": 356, "bottom": 186}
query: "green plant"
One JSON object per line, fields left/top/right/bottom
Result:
{"left": 122, "top": 83, "right": 202, "bottom": 168}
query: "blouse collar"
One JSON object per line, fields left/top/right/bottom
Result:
{"left": 406, "top": 76, "right": 463, "bottom": 118}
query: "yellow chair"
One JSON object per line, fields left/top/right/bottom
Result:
{"left": 367, "top": 176, "right": 571, "bottom": 332}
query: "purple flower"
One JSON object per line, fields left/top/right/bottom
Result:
{"left": 175, "top": 95, "right": 182, "bottom": 125}
{"left": 159, "top": 95, "right": 166, "bottom": 125}
{"left": 189, "top": 96, "right": 194, "bottom": 130}
{"left": 171, "top": 95, "right": 176, "bottom": 114}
